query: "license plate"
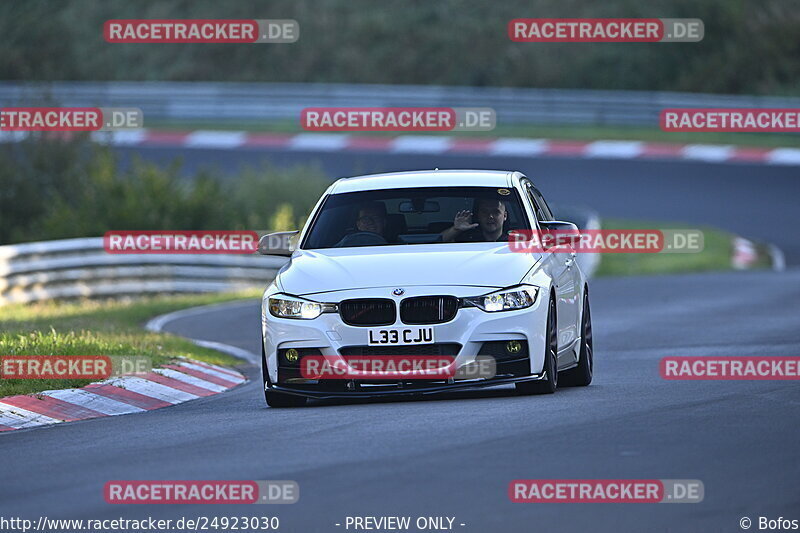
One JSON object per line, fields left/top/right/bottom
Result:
{"left": 367, "top": 327, "right": 435, "bottom": 346}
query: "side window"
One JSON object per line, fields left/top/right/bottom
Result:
{"left": 532, "top": 188, "right": 555, "bottom": 221}
{"left": 524, "top": 182, "right": 547, "bottom": 223}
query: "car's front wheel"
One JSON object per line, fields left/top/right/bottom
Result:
{"left": 516, "top": 295, "right": 558, "bottom": 395}
{"left": 262, "top": 339, "right": 307, "bottom": 407}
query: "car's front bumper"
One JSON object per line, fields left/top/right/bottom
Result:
{"left": 262, "top": 284, "right": 549, "bottom": 397}
{"left": 267, "top": 374, "right": 546, "bottom": 399}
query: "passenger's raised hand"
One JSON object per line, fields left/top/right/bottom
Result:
{"left": 453, "top": 210, "right": 478, "bottom": 231}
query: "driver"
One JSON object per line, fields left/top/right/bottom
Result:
{"left": 334, "top": 201, "right": 390, "bottom": 247}
{"left": 441, "top": 197, "right": 508, "bottom": 243}
{"left": 355, "top": 201, "right": 388, "bottom": 237}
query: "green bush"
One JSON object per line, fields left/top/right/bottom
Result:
{"left": 0, "top": 136, "right": 330, "bottom": 244}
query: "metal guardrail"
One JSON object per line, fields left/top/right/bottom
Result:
{"left": 0, "top": 207, "right": 599, "bottom": 306}
{"left": 2, "top": 82, "right": 800, "bottom": 127}
{"left": 0, "top": 238, "right": 287, "bottom": 305}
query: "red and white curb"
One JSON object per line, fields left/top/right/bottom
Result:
{"left": 0, "top": 359, "right": 246, "bottom": 432}
{"left": 732, "top": 237, "right": 759, "bottom": 270}
{"left": 0, "top": 300, "right": 259, "bottom": 433}
{"left": 2, "top": 129, "right": 799, "bottom": 166}
{"left": 731, "top": 237, "right": 785, "bottom": 271}
{"left": 90, "top": 130, "right": 800, "bottom": 166}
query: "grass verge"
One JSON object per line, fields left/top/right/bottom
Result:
{"left": 0, "top": 290, "right": 261, "bottom": 397}
{"left": 595, "top": 219, "right": 773, "bottom": 277}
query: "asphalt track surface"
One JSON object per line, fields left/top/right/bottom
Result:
{"left": 2, "top": 147, "right": 799, "bottom": 533}
{"left": 3, "top": 270, "right": 799, "bottom": 532}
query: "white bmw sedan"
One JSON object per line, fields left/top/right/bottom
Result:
{"left": 259, "top": 170, "right": 592, "bottom": 407}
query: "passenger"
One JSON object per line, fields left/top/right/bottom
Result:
{"left": 441, "top": 198, "right": 508, "bottom": 242}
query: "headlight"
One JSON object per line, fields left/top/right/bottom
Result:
{"left": 267, "top": 293, "right": 336, "bottom": 320}
{"left": 462, "top": 285, "right": 539, "bottom": 312}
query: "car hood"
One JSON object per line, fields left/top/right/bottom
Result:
{"left": 277, "top": 243, "right": 541, "bottom": 296}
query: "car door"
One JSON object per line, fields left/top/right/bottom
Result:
{"left": 524, "top": 183, "right": 580, "bottom": 366}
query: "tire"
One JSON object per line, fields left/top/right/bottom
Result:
{"left": 560, "top": 290, "right": 593, "bottom": 387}
{"left": 262, "top": 337, "right": 307, "bottom": 407}
{"left": 516, "top": 295, "right": 558, "bottom": 395}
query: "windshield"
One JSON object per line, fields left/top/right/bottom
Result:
{"left": 302, "top": 186, "right": 532, "bottom": 249}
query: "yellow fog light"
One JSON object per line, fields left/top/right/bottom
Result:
{"left": 285, "top": 349, "right": 300, "bottom": 363}
{"left": 506, "top": 341, "right": 522, "bottom": 354}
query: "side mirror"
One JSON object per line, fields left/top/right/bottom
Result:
{"left": 539, "top": 221, "right": 581, "bottom": 249}
{"left": 258, "top": 231, "right": 300, "bottom": 256}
